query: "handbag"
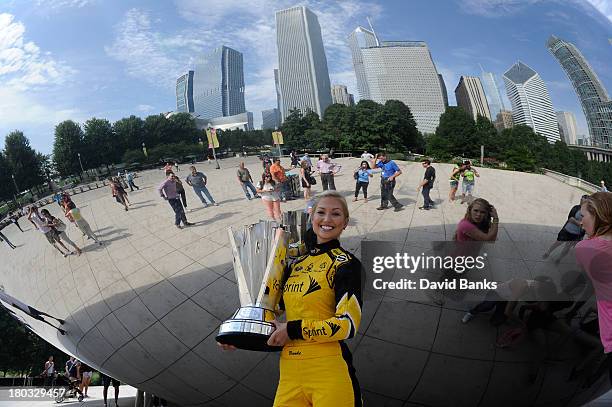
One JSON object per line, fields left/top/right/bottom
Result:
{"left": 309, "top": 175, "right": 317, "bottom": 185}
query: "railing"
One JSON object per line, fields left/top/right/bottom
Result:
{"left": 542, "top": 168, "right": 600, "bottom": 193}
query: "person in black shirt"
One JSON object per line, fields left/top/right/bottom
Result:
{"left": 417, "top": 159, "right": 436, "bottom": 210}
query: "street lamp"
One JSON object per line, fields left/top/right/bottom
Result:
{"left": 142, "top": 142, "right": 148, "bottom": 158}
{"left": 11, "top": 174, "right": 19, "bottom": 194}
{"left": 77, "top": 152, "right": 85, "bottom": 174}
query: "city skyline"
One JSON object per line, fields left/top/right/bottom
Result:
{"left": 0, "top": 0, "right": 611, "bottom": 153}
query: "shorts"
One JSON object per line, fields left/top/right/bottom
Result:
{"left": 44, "top": 230, "right": 59, "bottom": 244}
{"left": 273, "top": 343, "right": 361, "bottom": 407}
{"left": 82, "top": 371, "right": 92, "bottom": 379}
{"left": 450, "top": 180, "right": 459, "bottom": 187}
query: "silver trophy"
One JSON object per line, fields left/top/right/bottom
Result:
{"left": 216, "top": 220, "right": 289, "bottom": 351}
{"left": 216, "top": 212, "right": 310, "bottom": 351}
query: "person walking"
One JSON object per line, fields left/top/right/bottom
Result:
{"left": 300, "top": 160, "right": 314, "bottom": 200}
{"left": 417, "top": 159, "right": 436, "bottom": 210}
{"left": 372, "top": 153, "right": 403, "bottom": 211}
{"left": 126, "top": 172, "right": 139, "bottom": 192}
{"left": 0, "top": 224, "right": 16, "bottom": 249}
{"left": 175, "top": 175, "right": 188, "bottom": 209}
{"left": 42, "top": 356, "right": 55, "bottom": 387}
{"left": 28, "top": 206, "right": 71, "bottom": 256}
{"left": 361, "top": 151, "right": 374, "bottom": 160}
{"left": 159, "top": 173, "right": 194, "bottom": 229}
{"left": 100, "top": 373, "right": 120, "bottom": 407}
{"left": 270, "top": 158, "right": 290, "bottom": 201}
{"left": 79, "top": 363, "right": 93, "bottom": 398}
{"left": 460, "top": 161, "right": 479, "bottom": 204}
{"left": 237, "top": 162, "right": 258, "bottom": 200}
{"left": 62, "top": 199, "right": 103, "bottom": 245}
{"left": 353, "top": 160, "right": 374, "bottom": 202}
{"left": 109, "top": 178, "right": 129, "bottom": 211}
{"left": 163, "top": 162, "right": 174, "bottom": 176}
{"left": 256, "top": 172, "right": 282, "bottom": 221}
{"left": 185, "top": 166, "right": 218, "bottom": 207}
{"left": 448, "top": 162, "right": 465, "bottom": 202}
{"left": 40, "top": 209, "right": 82, "bottom": 255}
{"left": 316, "top": 154, "right": 339, "bottom": 191}
{"left": 290, "top": 150, "right": 299, "bottom": 168}
{"left": 601, "top": 180, "right": 608, "bottom": 192}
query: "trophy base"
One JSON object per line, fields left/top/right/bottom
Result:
{"left": 216, "top": 306, "right": 283, "bottom": 352}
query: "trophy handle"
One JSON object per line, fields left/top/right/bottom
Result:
{"left": 228, "top": 228, "right": 254, "bottom": 306}
{"left": 256, "top": 227, "right": 287, "bottom": 309}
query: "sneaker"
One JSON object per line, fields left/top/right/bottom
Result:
{"left": 176, "top": 225, "right": 184, "bottom": 229}
{"left": 394, "top": 205, "right": 404, "bottom": 212}
{"left": 184, "top": 222, "right": 195, "bottom": 226}
{"left": 376, "top": 206, "right": 388, "bottom": 210}
{"left": 213, "top": 202, "right": 219, "bottom": 206}
{"left": 204, "top": 204, "right": 210, "bottom": 208}
{"left": 63, "top": 253, "right": 69, "bottom": 258}
{"left": 418, "top": 206, "right": 430, "bottom": 210}
{"left": 462, "top": 312, "right": 474, "bottom": 323}
{"left": 353, "top": 198, "right": 358, "bottom": 202}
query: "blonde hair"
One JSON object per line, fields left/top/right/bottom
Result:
{"left": 582, "top": 192, "right": 612, "bottom": 237}
{"left": 311, "top": 191, "right": 349, "bottom": 221}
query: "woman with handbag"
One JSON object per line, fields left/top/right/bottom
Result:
{"left": 40, "top": 209, "right": 82, "bottom": 255}
{"left": 300, "top": 160, "right": 314, "bottom": 200}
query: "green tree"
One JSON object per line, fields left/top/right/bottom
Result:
{"left": 0, "top": 153, "right": 14, "bottom": 201}
{"left": 381, "top": 100, "right": 421, "bottom": 151}
{"left": 433, "top": 107, "right": 476, "bottom": 157}
{"left": 474, "top": 115, "right": 499, "bottom": 158}
{"left": 353, "top": 100, "right": 386, "bottom": 151}
{"left": 322, "top": 104, "right": 355, "bottom": 150}
{"left": 280, "top": 109, "right": 310, "bottom": 149}
{"left": 169, "top": 113, "right": 199, "bottom": 144}
{"left": 83, "top": 118, "right": 116, "bottom": 168}
{"left": 143, "top": 114, "right": 173, "bottom": 147}
{"left": 53, "top": 120, "right": 84, "bottom": 177}
{"left": 113, "top": 115, "right": 145, "bottom": 151}
{"left": 4, "top": 131, "right": 44, "bottom": 191}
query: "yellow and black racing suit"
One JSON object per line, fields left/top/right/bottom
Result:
{"left": 274, "top": 239, "right": 363, "bottom": 407}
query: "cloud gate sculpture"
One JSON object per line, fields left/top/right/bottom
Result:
{"left": 0, "top": 162, "right": 609, "bottom": 406}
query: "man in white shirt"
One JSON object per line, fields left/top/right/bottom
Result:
{"left": 361, "top": 151, "right": 374, "bottom": 160}
{"left": 27, "top": 207, "right": 71, "bottom": 256}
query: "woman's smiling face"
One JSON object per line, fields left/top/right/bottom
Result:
{"left": 312, "top": 197, "right": 349, "bottom": 244}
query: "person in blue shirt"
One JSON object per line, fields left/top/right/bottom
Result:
{"left": 353, "top": 161, "right": 374, "bottom": 202}
{"left": 371, "top": 153, "right": 404, "bottom": 211}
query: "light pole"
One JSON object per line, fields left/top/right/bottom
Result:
{"left": 77, "top": 152, "right": 85, "bottom": 174}
{"left": 142, "top": 142, "right": 148, "bottom": 158}
{"left": 11, "top": 174, "right": 19, "bottom": 194}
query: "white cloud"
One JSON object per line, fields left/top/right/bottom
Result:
{"left": 0, "top": 13, "right": 76, "bottom": 90}
{"left": 136, "top": 104, "right": 155, "bottom": 112}
{"left": 457, "top": 0, "right": 541, "bottom": 17}
{"left": 108, "top": 2, "right": 381, "bottom": 127}
{"left": 34, "top": 0, "right": 95, "bottom": 9}
{"left": 584, "top": 0, "right": 612, "bottom": 23}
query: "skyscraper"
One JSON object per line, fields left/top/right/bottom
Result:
{"left": 262, "top": 108, "right": 281, "bottom": 130}
{"left": 556, "top": 111, "right": 579, "bottom": 145}
{"left": 480, "top": 70, "right": 505, "bottom": 118}
{"left": 193, "top": 46, "right": 246, "bottom": 120}
{"left": 503, "top": 61, "right": 560, "bottom": 143}
{"left": 495, "top": 110, "right": 514, "bottom": 132}
{"left": 331, "top": 85, "right": 354, "bottom": 106}
{"left": 347, "top": 26, "right": 379, "bottom": 100}
{"left": 274, "top": 68, "right": 282, "bottom": 119}
{"left": 360, "top": 41, "right": 446, "bottom": 134}
{"left": 176, "top": 71, "right": 194, "bottom": 113}
{"left": 438, "top": 74, "right": 449, "bottom": 108}
{"left": 276, "top": 6, "right": 332, "bottom": 121}
{"left": 454, "top": 76, "right": 492, "bottom": 121}
{"left": 547, "top": 35, "right": 612, "bottom": 149}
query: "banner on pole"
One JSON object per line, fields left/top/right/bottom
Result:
{"left": 272, "top": 131, "right": 284, "bottom": 145}
{"left": 206, "top": 128, "right": 220, "bottom": 148}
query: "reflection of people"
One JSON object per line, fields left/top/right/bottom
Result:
{"left": 543, "top": 196, "right": 587, "bottom": 263}
{"left": 316, "top": 154, "right": 339, "bottom": 191}
{"left": 186, "top": 166, "right": 218, "bottom": 207}
{"left": 601, "top": 180, "right": 608, "bottom": 192}
{"left": 101, "top": 373, "right": 120, "bottom": 407}
{"left": 256, "top": 173, "right": 282, "bottom": 221}
{"left": 158, "top": 173, "right": 194, "bottom": 229}
{"left": 42, "top": 356, "right": 55, "bottom": 386}
{"left": 270, "top": 192, "right": 362, "bottom": 406}
{"left": 417, "top": 159, "right": 436, "bottom": 210}
{"left": 575, "top": 192, "right": 612, "bottom": 382}
{"left": 0, "top": 225, "right": 16, "bottom": 249}
{"left": 353, "top": 161, "right": 374, "bottom": 202}
{"left": 460, "top": 161, "right": 479, "bottom": 204}
{"left": 372, "top": 153, "right": 403, "bottom": 211}
{"left": 237, "top": 162, "right": 257, "bottom": 200}
{"left": 219, "top": 191, "right": 364, "bottom": 406}
{"left": 455, "top": 198, "right": 499, "bottom": 241}
{"left": 449, "top": 162, "right": 465, "bottom": 202}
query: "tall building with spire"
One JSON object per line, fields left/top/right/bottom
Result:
{"left": 347, "top": 26, "right": 379, "bottom": 100}
{"left": 276, "top": 6, "right": 332, "bottom": 121}
{"left": 503, "top": 61, "right": 560, "bottom": 143}
{"left": 455, "top": 76, "right": 491, "bottom": 121}
{"left": 547, "top": 35, "right": 612, "bottom": 149}
{"left": 480, "top": 69, "right": 505, "bottom": 118}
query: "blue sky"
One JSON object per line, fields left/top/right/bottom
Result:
{"left": 1, "top": 0, "right": 611, "bottom": 154}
